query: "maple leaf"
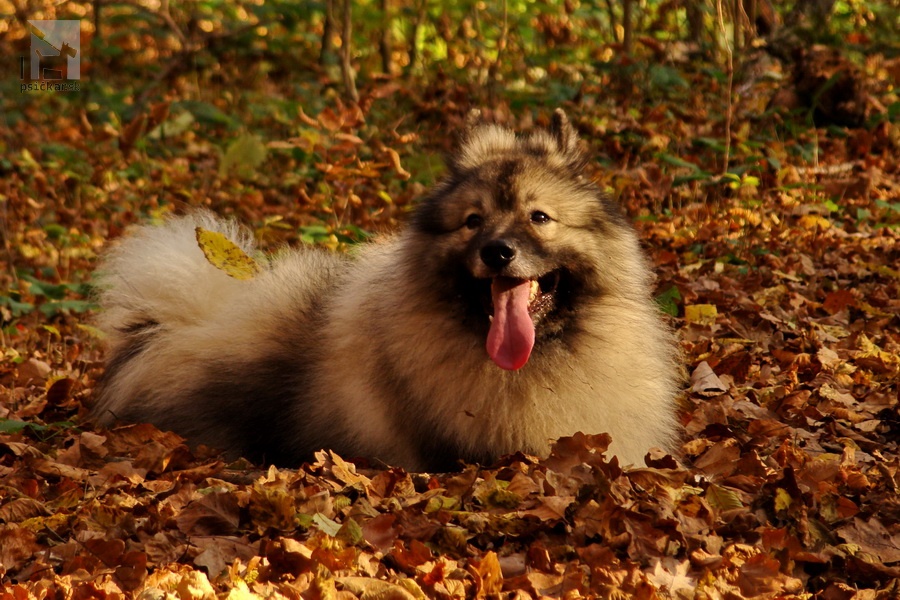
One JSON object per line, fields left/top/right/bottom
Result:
{"left": 647, "top": 558, "right": 695, "bottom": 599}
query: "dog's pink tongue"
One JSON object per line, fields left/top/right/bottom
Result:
{"left": 487, "top": 278, "right": 535, "bottom": 370}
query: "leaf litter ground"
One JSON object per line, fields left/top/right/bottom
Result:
{"left": 3, "top": 59, "right": 900, "bottom": 600}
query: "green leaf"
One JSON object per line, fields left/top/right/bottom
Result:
{"left": 655, "top": 285, "right": 681, "bottom": 317}
{"left": 43, "top": 223, "right": 68, "bottom": 240}
{"left": 694, "top": 137, "right": 728, "bottom": 153}
{"left": 720, "top": 173, "right": 741, "bottom": 184}
{"left": 22, "top": 276, "right": 68, "bottom": 300}
{"left": 298, "top": 224, "right": 332, "bottom": 245}
{"left": 147, "top": 110, "right": 195, "bottom": 140}
{"left": 0, "top": 419, "right": 30, "bottom": 434}
{"left": 0, "top": 295, "right": 35, "bottom": 317}
{"left": 334, "top": 224, "right": 372, "bottom": 245}
{"left": 176, "top": 100, "right": 239, "bottom": 128}
{"left": 673, "top": 172, "right": 713, "bottom": 185}
{"left": 875, "top": 200, "right": 900, "bottom": 213}
{"left": 38, "top": 300, "right": 99, "bottom": 317}
{"left": 649, "top": 64, "right": 689, "bottom": 90}
{"left": 658, "top": 154, "right": 703, "bottom": 172}
{"left": 0, "top": 419, "right": 76, "bottom": 442}
{"left": 219, "top": 134, "right": 267, "bottom": 179}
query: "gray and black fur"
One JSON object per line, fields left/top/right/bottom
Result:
{"left": 92, "top": 110, "right": 681, "bottom": 471}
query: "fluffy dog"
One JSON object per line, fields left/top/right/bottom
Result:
{"left": 92, "top": 110, "right": 680, "bottom": 471}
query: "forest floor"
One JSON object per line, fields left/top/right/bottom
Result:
{"left": 2, "top": 12, "right": 900, "bottom": 599}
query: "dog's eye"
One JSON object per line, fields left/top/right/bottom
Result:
{"left": 465, "top": 214, "right": 483, "bottom": 229}
{"left": 531, "top": 211, "right": 551, "bottom": 224}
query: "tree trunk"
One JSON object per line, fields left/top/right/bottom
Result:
{"left": 340, "top": 0, "right": 358, "bottom": 102}
{"left": 379, "top": 0, "right": 393, "bottom": 74}
{"left": 406, "top": 0, "right": 427, "bottom": 75}
{"left": 94, "top": 0, "right": 103, "bottom": 39}
{"left": 622, "top": 0, "right": 633, "bottom": 56}
{"left": 319, "top": 0, "right": 336, "bottom": 66}
{"left": 686, "top": 1, "right": 702, "bottom": 42}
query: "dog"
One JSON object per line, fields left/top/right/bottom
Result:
{"left": 92, "top": 109, "right": 680, "bottom": 471}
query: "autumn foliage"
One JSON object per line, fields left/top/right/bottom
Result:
{"left": 2, "top": 0, "right": 900, "bottom": 597}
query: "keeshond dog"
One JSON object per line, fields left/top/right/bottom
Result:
{"left": 92, "top": 110, "right": 680, "bottom": 471}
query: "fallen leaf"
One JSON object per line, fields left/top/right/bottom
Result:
{"left": 385, "top": 147, "right": 411, "bottom": 180}
{"left": 336, "top": 577, "right": 417, "bottom": 600}
{"left": 837, "top": 518, "right": 900, "bottom": 563}
{"left": 469, "top": 551, "right": 503, "bottom": 598}
{"left": 0, "top": 524, "right": 39, "bottom": 572}
{"left": 685, "top": 304, "right": 718, "bottom": 326}
{"left": 195, "top": 227, "right": 260, "bottom": 280}
{"left": 691, "top": 361, "right": 727, "bottom": 395}
{"left": 176, "top": 492, "right": 241, "bottom": 536}
{"left": 219, "top": 134, "right": 268, "bottom": 179}
{"left": 823, "top": 289, "right": 856, "bottom": 314}
{"left": 705, "top": 484, "right": 744, "bottom": 511}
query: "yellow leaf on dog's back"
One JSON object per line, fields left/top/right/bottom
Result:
{"left": 195, "top": 227, "right": 260, "bottom": 280}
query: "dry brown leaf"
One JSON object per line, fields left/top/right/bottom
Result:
{"left": 837, "top": 518, "right": 900, "bottom": 563}
{"left": 690, "top": 361, "right": 727, "bottom": 395}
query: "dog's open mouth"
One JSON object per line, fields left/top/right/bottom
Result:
{"left": 484, "top": 271, "right": 560, "bottom": 371}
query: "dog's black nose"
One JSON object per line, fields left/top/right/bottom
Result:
{"left": 481, "top": 240, "right": 516, "bottom": 270}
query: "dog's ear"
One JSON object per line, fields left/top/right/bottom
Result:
{"left": 449, "top": 109, "right": 517, "bottom": 173}
{"left": 450, "top": 109, "right": 487, "bottom": 173}
{"left": 456, "top": 109, "right": 487, "bottom": 154}
{"left": 550, "top": 109, "right": 579, "bottom": 157}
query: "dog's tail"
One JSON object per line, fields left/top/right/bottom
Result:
{"left": 91, "top": 212, "right": 263, "bottom": 424}
{"left": 94, "top": 211, "right": 256, "bottom": 341}
{"left": 93, "top": 211, "right": 257, "bottom": 342}
{"left": 90, "top": 211, "right": 344, "bottom": 458}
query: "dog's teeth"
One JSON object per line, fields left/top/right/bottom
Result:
{"left": 529, "top": 280, "right": 539, "bottom": 303}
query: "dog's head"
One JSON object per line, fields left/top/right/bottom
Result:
{"left": 410, "top": 110, "right": 641, "bottom": 370}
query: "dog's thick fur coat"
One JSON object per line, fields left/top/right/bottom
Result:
{"left": 93, "top": 111, "right": 680, "bottom": 471}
